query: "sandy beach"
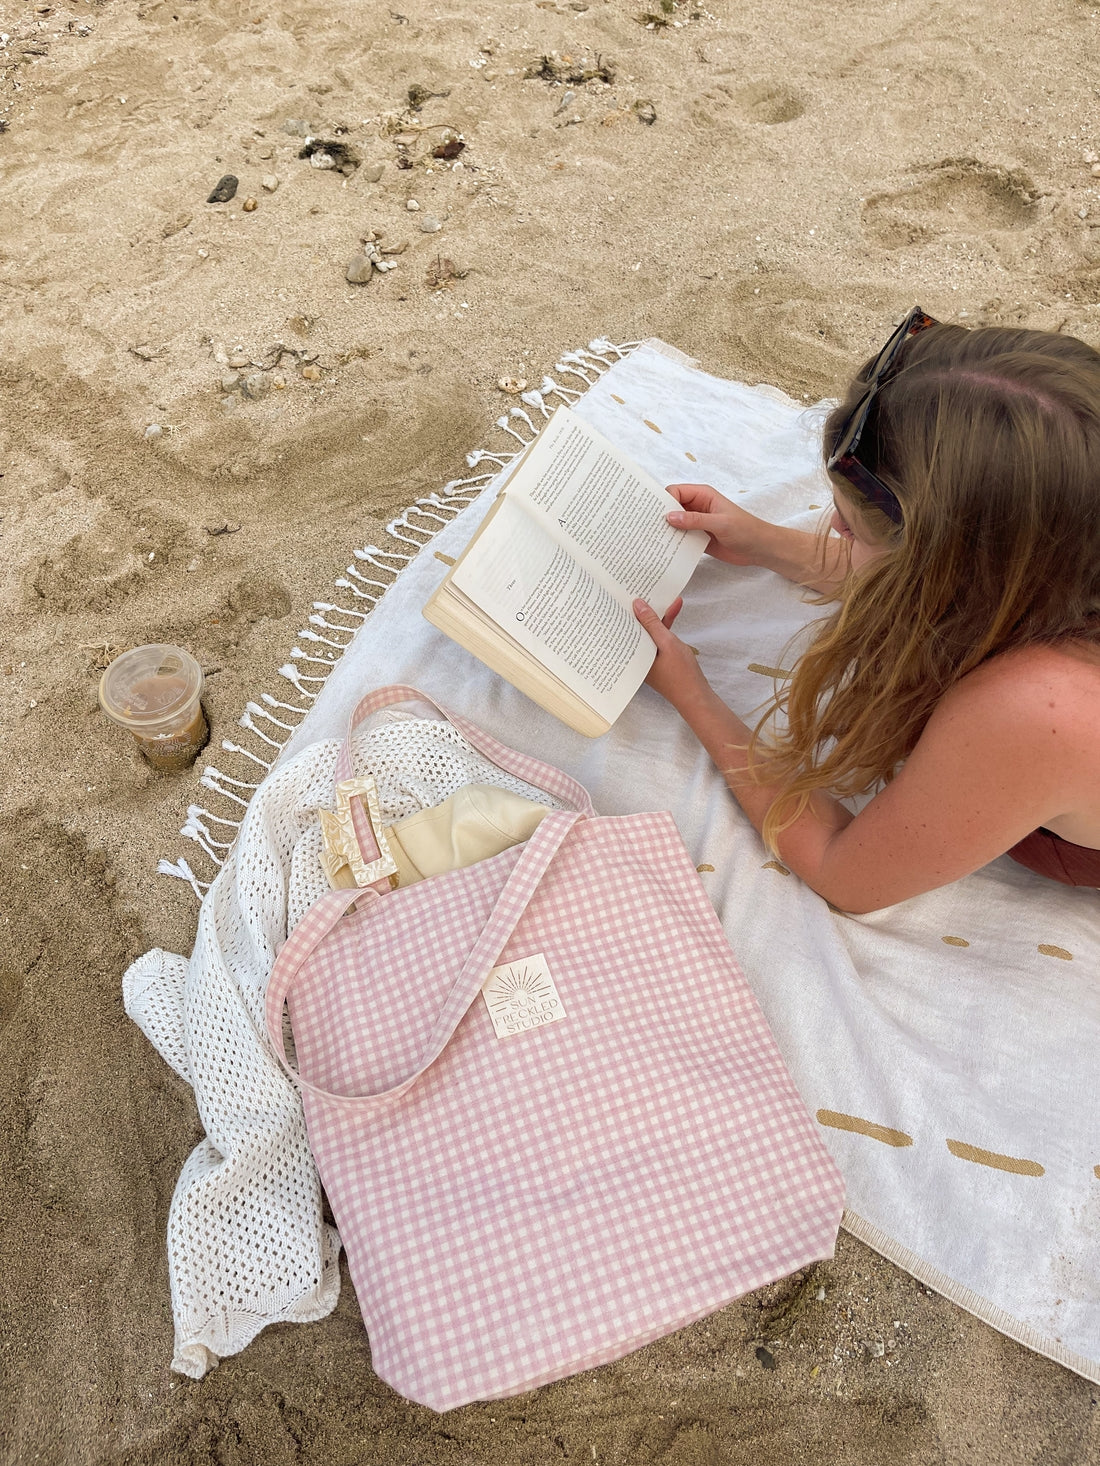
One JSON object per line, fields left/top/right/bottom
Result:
{"left": 2, "top": 0, "right": 1099, "bottom": 1459}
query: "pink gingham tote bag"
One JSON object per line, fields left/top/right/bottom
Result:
{"left": 266, "top": 687, "right": 844, "bottom": 1411}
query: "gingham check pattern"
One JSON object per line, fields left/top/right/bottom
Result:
{"left": 267, "top": 721, "right": 844, "bottom": 1412}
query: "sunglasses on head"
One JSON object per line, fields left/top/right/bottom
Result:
{"left": 826, "top": 306, "right": 940, "bottom": 525}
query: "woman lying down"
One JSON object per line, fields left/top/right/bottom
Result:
{"left": 635, "top": 309, "right": 1100, "bottom": 912}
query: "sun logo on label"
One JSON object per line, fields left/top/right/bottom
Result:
{"left": 482, "top": 952, "right": 567, "bottom": 1038}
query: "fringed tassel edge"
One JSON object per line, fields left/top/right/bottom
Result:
{"left": 157, "top": 338, "right": 640, "bottom": 898}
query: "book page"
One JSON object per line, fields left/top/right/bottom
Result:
{"left": 506, "top": 406, "right": 706, "bottom": 613}
{"left": 450, "top": 495, "right": 654, "bottom": 725}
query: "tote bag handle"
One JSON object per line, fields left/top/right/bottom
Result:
{"left": 333, "top": 684, "right": 596, "bottom": 817}
{"left": 265, "top": 809, "right": 582, "bottom": 1112}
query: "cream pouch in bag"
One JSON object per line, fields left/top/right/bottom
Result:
{"left": 388, "top": 784, "right": 549, "bottom": 886}
{"left": 320, "top": 781, "right": 549, "bottom": 890}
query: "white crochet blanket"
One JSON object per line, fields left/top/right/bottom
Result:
{"left": 125, "top": 342, "right": 1100, "bottom": 1385}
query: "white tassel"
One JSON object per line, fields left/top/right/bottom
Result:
{"left": 180, "top": 820, "right": 223, "bottom": 864}
{"left": 187, "top": 802, "right": 241, "bottom": 829}
{"left": 245, "top": 700, "right": 296, "bottom": 732}
{"left": 584, "top": 339, "right": 616, "bottom": 364}
{"left": 466, "top": 448, "right": 512, "bottom": 469}
{"left": 182, "top": 813, "right": 234, "bottom": 853}
{"left": 156, "top": 858, "right": 209, "bottom": 899}
{"left": 439, "top": 474, "right": 491, "bottom": 499}
{"left": 344, "top": 564, "right": 392, "bottom": 591}
{"left": 221, "top": 739, "right": 274, "bottom": 770}
{"left": 313, "top": 601, "right": 370, "bottom": 622}
{"left": 333, "top": 578, "right": 380, "bottom": 603}
{"left": 308, "top": 613, "right": 360, "bottom": 634}
{"left": 386, "top": 519, "right": 434, "bottom": 547}
{"left": 539, "top": 373, "right": 582, "bottom": 403}
{"left": 402, "top": 505, "right": 452, "bottom": 528}
{"left": 495, "top": 414, "right": 531, "bottom": 446}
{"left": 200, "top": 773, "right": 251, "bottom": 808}
{"left": 290, "top": 646, "right": 337, "bottom": 665}
{"left": 278, "top": 663, "right": 322, "bottom": 694}
{"left": 521, "top": 389, "right": 550, "bottom": 417}
{"left": 260, "top": 691, "right": 311, "bottom": 714}
{"left": 239, "top": 712, "right": 285, "bottom": 750}
{"left": 555, "top": 353, "right": 600, "bottom": 385}
{"left": 354, "top": 546, "right": 412, "bottom": 568}
{"left": 297, "top": 627, "right": 348, "bottom": 650}
{"left": 508, "top": 406, "right": 537, "bottom": 435}
{"left": 201, "top": 766, "right": 261, "bottom": 791}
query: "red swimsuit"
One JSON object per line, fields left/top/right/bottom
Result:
{"left": 1006, "top": 829, "right": 1100, "bottom": 888}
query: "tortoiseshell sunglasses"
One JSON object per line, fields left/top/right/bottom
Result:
{"left": 826, "top": 306, "right": 939, "bottom": 524}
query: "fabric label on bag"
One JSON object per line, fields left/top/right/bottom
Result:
{"left": 481, "top": 952, "right": 567, "bottom": 1039}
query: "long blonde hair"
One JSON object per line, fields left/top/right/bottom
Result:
{"left": 756, "top": 322, "right": 1100, "bottom": 849}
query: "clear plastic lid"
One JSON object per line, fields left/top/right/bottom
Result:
{"left": 98, "top": 644, "right": 203, "bottom": 729}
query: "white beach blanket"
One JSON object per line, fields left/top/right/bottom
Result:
{"left": 125, "top": 341, "right": 1100, "bottom": 1385}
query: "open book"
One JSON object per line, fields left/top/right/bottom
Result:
{"left": 423, "top": 406, "right": 708, "bottom": 736}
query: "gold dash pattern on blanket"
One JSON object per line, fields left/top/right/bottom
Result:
{"left": 696, "top": 863, "right": 715, "bottom": 873}
{"left": 1094, "top": 1165, "right": 1100, "bottom": 1180}
{"left": 762, "top": 860, "right": 790, "bottom": 875}
{"left": 685, "top": 452, "right": 698, "bottom": 462}
{"left": 816, "top": 1110, "right": 913, "bottom": 1148}
{"left": 611, "top": 394, "right": 626, "bottom": 404}
{"left": 1037, "top": 944, "right": 1073, "bottom": 961}
{"left": 942, "top": 935, "right": 970, "bottom": 948}
{"left": 644, "top": 420, "right": 662, "bottom": 433}
{"left": 434, "top": 551, "right": 456, "bottom": 567}
{"left": 748, "top": 662, "right": 793, "bottom": 679}
{"left": 946, "top": 1139, "right": 1045, "bottom": 1177}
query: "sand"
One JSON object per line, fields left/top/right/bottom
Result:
{"left": 1, "top": 0, "right": 1099, "bottom": 1459}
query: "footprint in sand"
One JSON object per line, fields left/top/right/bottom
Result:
{"left": 861, "top": 158, "right": 1040, "bottom": 248}
{"left": 691, "top": 79, "right": 805, "bottom": 129}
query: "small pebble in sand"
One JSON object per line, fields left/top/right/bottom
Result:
{"left": 220, "top": 395, "right": 237, "bottom": 411}
{"left": 228, "top": 353, "right": 250, "bottom": 369}
{"left": 406, "top": 198, "right": 421, "bottom": 211}
{"left": 261, "top": 174, "right": 279, "bottom": 192}
{"left": 419, "top": 215, "right": 442, "bottom": 233}
{"left": 310, "top": 150, "right": 336, "bottom": 170}
{"left": 376, "top": 260, "right": 398, "bottom": 272}
{"left": 143, "top": 423, "right": 163, "bottom": 441}
{"left": 220, "top": 371, "right": 240, "bottom": 392}
{"left": 363, "top": 162, "right": 385, "bottom": 183}
{"left": 206, "top": 174, "right": 238, "bottom": 203}
{"left": 1084, "top": 151, "right": 1099, "bottom": 164}
{"left": 241, "top": 371, "right": 271, "bottom": 399}
{"left": 302, "top": 364, "right": 322, "bottom": 381}
{"left": 242, "top": 197, "right": 258, "bottom": 212}
{"left": 498, "top": 377, "right": 527, "bottom": 393}
{"left": 282, "top": 118, "right": 313, "bottom": 136}
{"left": 273, "top": 374, "right": 287, "bottom": 389}
{"left": 1092, "top": 163, "right": 1100, "bottom": 177}
{"left": 346, "top": 253, "right": 376, "bottom": 284}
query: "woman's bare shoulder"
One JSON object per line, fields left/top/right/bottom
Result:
{"left": 940, "top": 640, "right": 1100, "bottom": 745}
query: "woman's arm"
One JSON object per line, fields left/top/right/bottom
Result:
{"left": 666, "top": 483, "right": 848, "bottom": 594}
{"left": 635, "top": 604, "right": 1090, "bottom": 913}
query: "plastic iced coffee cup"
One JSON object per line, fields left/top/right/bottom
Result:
{"left": 99, "top": 644, "right": 209, "bottom": 772}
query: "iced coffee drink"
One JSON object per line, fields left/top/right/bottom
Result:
{"left": 99, "top": 644, "right": 209, "bottom": 772}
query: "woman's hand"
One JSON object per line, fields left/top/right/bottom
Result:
{"left": 665, "top": 483, "right": 780, "bottom": 567}
{"left": 633, "top": 597, "right": 711, "bottom": 712}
